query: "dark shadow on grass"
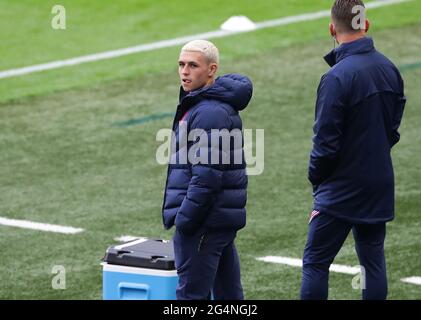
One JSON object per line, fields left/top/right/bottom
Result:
{"left": 113, "top": 112, "right": 174, "bottom": 127}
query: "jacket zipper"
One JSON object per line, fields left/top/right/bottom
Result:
{"left": 161, "top": 104, "right": 185, "bottom": 226}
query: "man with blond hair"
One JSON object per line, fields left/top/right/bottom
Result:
{"left": 162, "top": 40, "right": 253, "bottom": 300}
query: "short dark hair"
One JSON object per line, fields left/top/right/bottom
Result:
{"left": 331, "top": 0, "right": 366, "bottom": 33}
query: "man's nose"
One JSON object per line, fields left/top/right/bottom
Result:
{"left": 182, "top": 65, "right": 189, "bottom": 75}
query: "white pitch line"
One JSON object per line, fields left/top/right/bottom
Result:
{"left": 401, "top": 277, "right": 421, "bottom": 286}
{"left": 0, "top": 0, "right": 411, "bottom": 79}
{"left": 257, "top": 256, "right": 360, "bottom": 275}
{"left": 114, "top": 235, "right": 142, "bottom": 243}
{"left": 0, "top": 217, "right": 84, "bottom": 234}
{"left": 114, "top": 237, "right": 148, "bottom": 250}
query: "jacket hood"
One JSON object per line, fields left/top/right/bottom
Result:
{"left": 324, "top": 37, "right": 375, "bottom": 67}
{"left": 180, "top": 73, "right": 253, "bottom": 111}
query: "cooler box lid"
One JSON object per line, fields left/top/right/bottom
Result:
{"left": 103, "top": 238, "right": 175, "bottom": 270}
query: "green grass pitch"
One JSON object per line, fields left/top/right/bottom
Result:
{"left": 0, "top": 0, "right": 420, "bottom": 299}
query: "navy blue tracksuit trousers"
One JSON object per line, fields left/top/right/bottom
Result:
{"left": 173, "top": 227, "right": 244, "bottom": 300}
{"left": 301, "top": 213, "right": 387, "bottom": 300}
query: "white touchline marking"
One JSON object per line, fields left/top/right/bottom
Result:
{"left": 113, "top": 238, "right": 149, "bottom": 250}
{"left": 257, "top": 256, "right": 360, "bottom": 275}
{"left": 259, "top": 256, "right": 421, "bottom": 286}
{"left": 401, "top": 277, "right": 421, "bottom": 286}
{"left": 114, "top": 235, "right": 142, "bottom": 243}
{"left": 0, "top": 0, "right": 411, "bottom": 79}
{"left": 0, "top": 216, "right": 84, "bottom": 234}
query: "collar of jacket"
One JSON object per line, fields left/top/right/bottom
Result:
{"left": 173, "top": 86, "right": 209, "bottom": 124}
{"left": 178, "top": 84, "right": 210, "bottom": 108}
{"left": 323, "top": 36, "right": 375, "bottom": 67}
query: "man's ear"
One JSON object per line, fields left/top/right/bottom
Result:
{"left": 329, "top": 22, "right": 336, "bottom": 37}
{"left": 365, "top": 19, "right": 370, "bottom": 33}
{"left": 208, "top": 63, "right": 218, "bottom": 77}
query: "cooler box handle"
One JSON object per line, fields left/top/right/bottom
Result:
{"left": 118, "top": 282, "right": 150, "bottom": 300}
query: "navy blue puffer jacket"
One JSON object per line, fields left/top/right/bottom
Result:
{"left": 162, "top": 74, "right": 253, "bottom": 234}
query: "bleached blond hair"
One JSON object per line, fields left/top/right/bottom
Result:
{"left": 181, "top": 40, "right": 219, "bottom": 64}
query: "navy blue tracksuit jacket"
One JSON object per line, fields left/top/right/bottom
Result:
{"left": 309, "top": 37, "right": 406, "bottom": 224}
